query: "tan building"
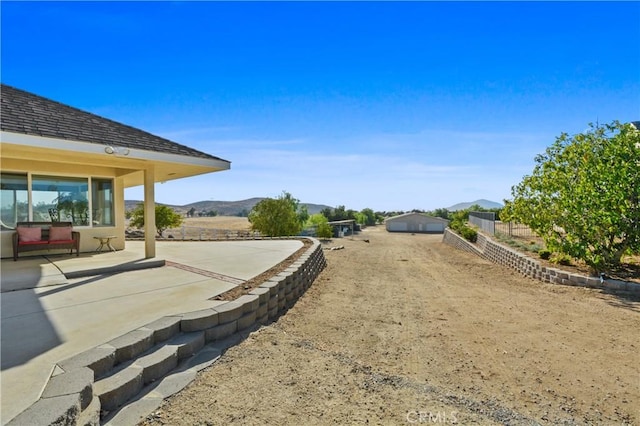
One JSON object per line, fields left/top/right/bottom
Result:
{"left": 385, "top": 212, "right": 449, "bottom": 233}
{"left": 0, "top": 84, "right": 230, "bottom": 258}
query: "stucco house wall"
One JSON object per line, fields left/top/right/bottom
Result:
{"left": 1, "top": 84, "right": 230, "bottom": 258}
{"left": 1, "top": 154, "right": 128, "bottom": 255}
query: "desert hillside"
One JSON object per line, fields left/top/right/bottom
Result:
{"left": 125, "top": 198, "right": 331, "bottom": 216}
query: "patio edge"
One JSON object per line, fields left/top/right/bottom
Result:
{"left": 5, "top": 237, "right": 327, "bottom": 426}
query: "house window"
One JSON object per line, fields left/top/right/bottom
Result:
{"left": 0, "top": 174, "right": 115, "bottom": 228}
{"left": 92, "top": 178, "right": 114, "bottom": 226}
{"left": 0, "top": 173, "right": 28, "bottom": 230}
{"left": 32, "top": 176, "right": 90, "bottom": 226}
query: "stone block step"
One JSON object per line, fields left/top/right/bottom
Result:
{"left": 103, "top": 329, "right": 251, "bottom": 426}
{"left": 136, "top": 345, "right": 178, "bottom": 385}
{"left": 94, "top": 364, "right": 143, "bottom": 413}
{"left": 94, "top": 331, "right": 204, "bottom": 416}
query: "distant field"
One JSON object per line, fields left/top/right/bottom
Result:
{"left": 177, "top": 216, "right": 251, "bottom": 230}
{"left": 160, "top": 216, "right": 252, "bottom": 240}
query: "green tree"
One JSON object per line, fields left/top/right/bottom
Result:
{"left": 307, "top": 213, "right": 333, "bottom": 239}
{"left": 429, "top": 208, "right": 451, "bottom": 220}
{"left": 319, "top": 207, "right": 333, "bottom": 221}
{"left": 129, "top": 203, "right": 184, "bottom": 237}
{"left": 281, "top": 191, "right": 309, "bottom": 227}
{"left": 359, "top": 208, "right": 377, "bottom": 226}
{"left": 321, "top": 205, "right": 358, "bottom": 222}
{"left": 248, "top": 192, "right": 305, "bottom": 237}
{"left": 503, "top": 121, "right": 640, "bottom": 272}
{"left": 54, "top": 192, "right": 89, "bottom": 225}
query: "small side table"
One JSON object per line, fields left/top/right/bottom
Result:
{"left": 94, "top": 236, "right": 117, "bottom": 252}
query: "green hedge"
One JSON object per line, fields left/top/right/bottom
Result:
{"left": 450, "top": 220, "right": 478, "bottom": 243}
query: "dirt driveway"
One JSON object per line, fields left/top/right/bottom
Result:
{"left": 141, "top": 226, "right": 639, "bottom": 425}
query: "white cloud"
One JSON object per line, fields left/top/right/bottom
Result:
{"left": 156, "top": 126, "right": 241, "bottom": 140}
{"left": 127, "top": 127, "right": 546, "bottom": 211}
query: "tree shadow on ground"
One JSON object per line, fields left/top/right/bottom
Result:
{"left": 597, "top": 288, "right": 640, "bottom": 313}
{"left": 607, "top": 262, "right": 640, "bottom": 283}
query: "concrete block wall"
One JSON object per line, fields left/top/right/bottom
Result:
{"left": 8, "top": 238, "right": 326, "bottom": 426}
{"left": 443, "top": 229, "right": 640, "bottom": 294}
{"left": 442, "top": 228, "right": 483, "bottom": 256}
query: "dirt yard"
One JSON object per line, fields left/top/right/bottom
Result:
{"left": 141, "top": 225, "right": 639, "bottom": 425}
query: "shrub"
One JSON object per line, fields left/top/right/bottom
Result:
{"left": 455, "top": 224, "right": 477, "bottom": 242}
{"left": 551, "top": 253, "right": 573, "bottom": 266}
{"left": 307, "top": 213, "right": 333, "bottom": 239}
{"left": 449, "top": 216, "right": 478, "bottom": 243}
{"left": 538, "top": 249, "right": 552, "bottom": 260}
{"left": 461, "top": 226, "right": 478, "bottom": 243}
{"left": 525, "top": 243, "right": 543, "bottom": 253}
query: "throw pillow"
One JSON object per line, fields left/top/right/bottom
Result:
{"left": 17, "top": 226, "right": 42, "bottom": 242}
{"left": 49, "top": 226, "right": 73, "bottom": 241}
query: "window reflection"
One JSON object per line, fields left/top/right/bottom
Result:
{"left": 32, "top": 176, "right": 89, "bottom": 226}
{"left": 0, "top": 173, "right": 28, "bottom": 229}
{"left": 0, "top": 173, "right": 114, "bottom": 228}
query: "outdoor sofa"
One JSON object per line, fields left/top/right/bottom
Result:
{"left": 12, "top": 221, "right": 80, "bottom": 260}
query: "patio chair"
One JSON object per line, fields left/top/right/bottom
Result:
{"left": 49, "top": 208, "right": 60, "bottom": 222}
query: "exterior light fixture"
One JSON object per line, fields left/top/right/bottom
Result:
{"left": 104, "top": 146, "right": 130, "bottom": 156}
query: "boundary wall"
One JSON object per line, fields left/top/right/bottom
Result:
{"left": 8, "top": 238, "right": 327, "bottom": 426}
{"left": 443, "top": 229, "right": 640, "bottom": 294}
{"left": 468, "top": 212, "right": 495, "bottom": 235}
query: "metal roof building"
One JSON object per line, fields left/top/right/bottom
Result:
{"left": 385, "top": 213, "right": 449, "bottom": 233}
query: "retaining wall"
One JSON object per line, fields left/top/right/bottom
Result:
{"left": 8, "top": 238, "right": 327, "bottom": 426}
{"left": 443, "top": 229, "right": 640, "bottom": 294}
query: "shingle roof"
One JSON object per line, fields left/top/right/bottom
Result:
{"left": 0, "top": 84, "right": 228, "bottom": 163}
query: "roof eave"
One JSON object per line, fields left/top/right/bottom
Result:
{"left": 0, "top": 130, "right": 231, "bottom": 171}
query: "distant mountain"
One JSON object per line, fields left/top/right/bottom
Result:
{"left": 447, "top": 199, "right": 504, "bottom": 211}
{"left": 125, "top": 198, "right": 332, "bottom": 216}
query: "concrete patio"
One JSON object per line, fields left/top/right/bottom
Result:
{"left": 0, "top": 239, "right": 303, "bottom": 425}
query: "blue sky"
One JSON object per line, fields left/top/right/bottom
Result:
{"left": 2, "top": 1, "right": 639, "bottom": 211}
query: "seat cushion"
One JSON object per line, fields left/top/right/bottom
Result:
{"left": 17, "top": 226, "right": 42, "bottom": 243}
{"left": 18, "top": 240, "right": 49, "bottom": 246}
{"left": 49, "top": 226, "right": 73, "bottom": 241}
{"left": 49, "top": 239, "right": 75, "bottom": 245}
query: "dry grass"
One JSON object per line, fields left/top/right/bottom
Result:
{"left": 178, "top": 216, "right": 250, "bottom": 230}
{"left": 162, "top": 216, "right": 252, "bottom": 240}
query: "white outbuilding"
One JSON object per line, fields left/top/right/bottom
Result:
{"left": 385, "top": 213, "right": 449, "bottom": 233}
